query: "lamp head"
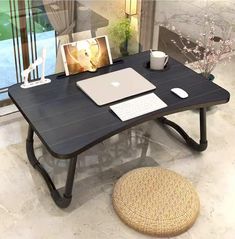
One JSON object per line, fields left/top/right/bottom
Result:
{"left": 125, "top": 0, "right": 137, "bottom": 16}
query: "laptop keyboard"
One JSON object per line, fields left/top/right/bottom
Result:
{"left": 110, "top": 93, "right": 167, "bottom": 121}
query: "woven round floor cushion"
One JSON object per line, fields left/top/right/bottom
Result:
{"left": 112, "top": 167, "right": 200, "bottom": 237}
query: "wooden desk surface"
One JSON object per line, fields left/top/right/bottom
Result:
{"left": 8, "top": 51, "right": 230, "bottom": 159}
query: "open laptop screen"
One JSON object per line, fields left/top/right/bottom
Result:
{"left": 61, "top": 35, "right": 113, "bottom": 76}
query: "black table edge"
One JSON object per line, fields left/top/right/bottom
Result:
{"left": 9, "top": 90, "right": 229, "bottom": 159}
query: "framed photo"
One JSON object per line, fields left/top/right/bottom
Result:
{"left": 61, "top": 35, "right": 113, "bottom": 76}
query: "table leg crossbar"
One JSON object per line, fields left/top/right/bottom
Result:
{"left": 158, "top": 108, "right": 208, "bottom": 152}
{"left": 26, "top": 126, "right": 77, "bottom": 208}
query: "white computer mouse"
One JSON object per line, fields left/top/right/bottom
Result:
{"left": 171, "top": 88, "right": 188, "bottom": 99}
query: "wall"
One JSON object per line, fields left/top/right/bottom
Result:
{"left": 153, "top": 0, "right": 235, "bottom": 50}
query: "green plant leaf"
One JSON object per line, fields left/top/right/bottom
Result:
{"left": 108, "top": 18, "right": 134, "bottom": 44}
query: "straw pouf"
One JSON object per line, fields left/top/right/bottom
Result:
{"left": 112, "top": 167, "right": 200, "bottom": 237}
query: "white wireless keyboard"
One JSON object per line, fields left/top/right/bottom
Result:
{"left": 110, "top": 93, "right": 167, "bottom": 121}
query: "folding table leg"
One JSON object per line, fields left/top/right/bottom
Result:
{"left": 26, "top": 126, "right": 77, "bottom": 208}
{"left": 157, "top": 108, "right": 208, "bottom": 152}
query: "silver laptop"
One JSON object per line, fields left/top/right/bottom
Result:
{"left": 76, "top": 68, "right": 156, "bottom": 106}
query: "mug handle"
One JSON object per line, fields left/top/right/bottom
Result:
{"left": 164, "top": 55, "right": 169, "bottom": 66}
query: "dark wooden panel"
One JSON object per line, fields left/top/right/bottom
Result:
{"left": 8, "top": 51, "right": 230, "bottom": 159}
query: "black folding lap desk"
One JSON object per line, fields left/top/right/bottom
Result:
{"left": 8, "top": 51, "right": 230, "bottom": 208}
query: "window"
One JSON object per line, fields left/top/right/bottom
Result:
{"left": 0, "top": 0, "right": 149, "bottom": 105}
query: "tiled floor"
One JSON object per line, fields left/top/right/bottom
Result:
{"left": 0, "top": 58, "right": 235, "bottom": 238}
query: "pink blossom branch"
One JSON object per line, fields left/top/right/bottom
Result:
{"left": 165, "top": 15, "right": 234, "bottom": 78}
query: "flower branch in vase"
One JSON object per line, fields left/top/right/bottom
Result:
{"left": 165, "top": 15, "right": 234, "bottom": 80}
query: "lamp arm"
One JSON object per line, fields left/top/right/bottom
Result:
{"left": 20, "top": 48, "right": 50, "bottom": 89}
{"left": 41, "top": 48, "right": 46, "bottom": 81}
{"left": 21, "top": 67, "right": 32, "bottom": 85}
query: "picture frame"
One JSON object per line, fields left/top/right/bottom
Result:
{"left": 61, "top": 35, "right": 113, "bottom": 76}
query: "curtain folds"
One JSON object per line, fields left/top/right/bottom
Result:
{"left": 42, "top": 0, "right": 76, "bottom": 73}
{"left": 139, "top": 0, "right": 156, "bottom": 51}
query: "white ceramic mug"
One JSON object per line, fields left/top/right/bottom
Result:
{"left": 150, "top": 50, "right": 169, "bottom": 70}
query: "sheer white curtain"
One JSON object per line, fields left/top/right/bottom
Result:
{"left": 43, "top": 0, "right": 76, "bottom": 73}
